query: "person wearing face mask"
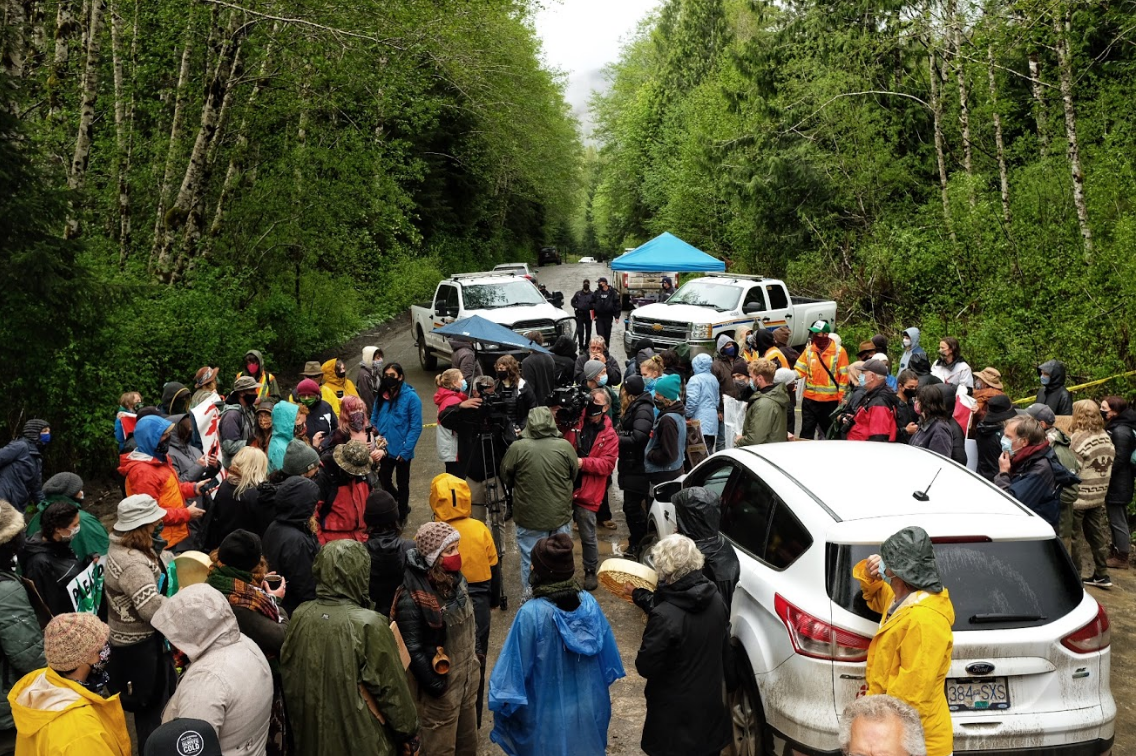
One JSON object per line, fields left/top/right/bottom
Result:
{"left": 753, "top": 328, "right": 789, "bottom": 369}
{"left": 573, "top": 336, "right": 622, "bottom": 388}
{"left": 624, "top": 338, "right": 656, "bottom": 382}
{"left": 995, "top": 416, "right": 1078, "bottom": 530}
{"left": 19, "top": 502, "right": 90, "bottom": 617}
{"left": 1034, "top": 359, "right": 1073, "bottom": 416}
{"left": 569, "top": 390, "right": 619, "bottom": 592}
{"left": 262, "top": 477, "right": 322, "bottom": 615}
{"left": 973, "top": 394, "right": 1018, "bottom": 481}
{"left": 571, "top": 280, "right": 595, "bottom": 352}
{"left": 393, "top": 522, "right": 478, "bottom": 755}
{"left": 970, "top": 367, "right": 1005, "bottom": 429}
{"left": 118, "top": 415, "right": 208, "bottom": 551}
{"left": 0, "top": 419, "right": 50, "bottom": 514}
{"left": 645, "top": 375, "right": 687, "bottom": 490}
{"left": 435, "top": 369, "right": 469, "bottom": 477}
{"left": 1100, "top": 396, "right": 1136, "bottom": 569}
{"left": 846, "top": 360, "right": 899, "bottom": 443}
{"left": 0, "top": 499, "right": 46, "bottom": 754}
{"left": 9, "top": 613, "right": 129, "bottom": 756}
{"left": 235, "top": 350, "right": 282, "bottom": 402}
{"left": 737, "top": 359, "right": 788, "bottom": 446}
{"left": 618, "top": 376, "right": 656, "bottom": 559}
{"left": 448, "top": 337, "right": 483, "bottom": 388}
{"left": 907, "top": 385, "right": 958, "bottom": 460}
{"left": 219, "top": 376, "right": 260, "bottom": 469}
{"left": 267, "top": 399, "right": 302, "bottom": 475}
{"left": 494, "top": 355, "right": 539, "bottom": 431}
{"left": 581, "top": 360, "right": 619, "bottom": 422}
{"left": 639, "top": 354, "right": 664, "bottom": 395}
{"left": 165, "top": 414, "right": 218, "bottom": 550}
{"left": 711, "top": 336, "right": 744, "bottom": 406}
{"left": 372, "top": 363, "right": 422, "bottom": 524}
{"left": 314, "top": 440, "right": 380, "bottom": 545}
{"left": 685, "top": 354, "right": 720, "bottom": 451}
{"left": 929, "top": 337, "right": 973, "bottom": 389}
{"left": 591, "top": 277, "right": 620, "bottom": 346}
{"left": 356, "top": 345, "right": 384, "bottom": 415}
{"left": 26, "top": 472, "right": 108, "bottom": 562}
{"left": 319, "top": 357, "right": 360, "bottom": 417}
{"left": 793, "top": 321, "right": 850, "bottom": 440}
{"left": 323, "top": 395, "right": 385, "bottom": 464}
{"left": 855, "top": 527, "right": 954, "bottom": 756}
{"left": 115, "top": 392, "right": 143, "bottom": 451}
{"left": 896, "top": 327, "right": 926, "bottom": 373}
{"left": 292, "top": 378, "right": 337, "bottom": 448}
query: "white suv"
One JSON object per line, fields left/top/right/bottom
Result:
{"left": 648, "top": 442, "right": 1115, "bottom": 756}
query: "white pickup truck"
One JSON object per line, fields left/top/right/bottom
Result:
{"left": 623, "top": 274, "right": 837, "bottom": 356}
{"left": 412, "top": 273, "right": 575, "bottom": 370}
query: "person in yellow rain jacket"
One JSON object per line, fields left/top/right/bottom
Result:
{"left": 854, "top": 526, "right": 955, "bottom": 756}
{"left": 320, "top": 357, "right": 360, "bottom": 416}
{"left": 429, "top": 473, "right": 500, "bottom": 727}
{"left": 8, "top": 613, "right": 130, "bottom": 756}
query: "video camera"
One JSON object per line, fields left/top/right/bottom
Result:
{"left": 547, "top": 385, "right": 590, "bottom": 430}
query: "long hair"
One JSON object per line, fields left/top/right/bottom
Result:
{"left": 1070, "top": 399, "right": 1105, "bottom": 433}
{"left": 119, "top": 524, "right": 159, "bottom": 564}
{"left": 494, "top": 355, "right": 521, "bottom": 384}
{"left": 231, "top": 446, "right": 267, "bottom": 497}
{"left": 209, "top": 548, "right": 269, "bottom": 582}
{"left": 916, "top": 385, "right": 949, "bottom": 420}
{"left": 427, "top": 559, "right": 457, "bottom": 599}
{"left": 1102, "top": 395, "right": 1128, "bottom": 415}
{"left": 940, "top": 336, "right": 962, "bottom": 363}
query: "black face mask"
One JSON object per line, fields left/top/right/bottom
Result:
{"left": 334, "top": 368, "right": 346, "bottom": 378}
{"left": 496, "top": 371, "right": 509, "bottom": 382}
{"left": 654, "top": 399, "right": 668, "bottom": 411}
{"left": 155, "top": 440, "right": 170, "bottom": 455}
{"left": 382, "top": 376, "right": 401, "bottom": 392}
{"left": 239, "top": 392, "right": 257, "bottom": 407}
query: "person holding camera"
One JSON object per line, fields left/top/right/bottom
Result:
{"left": 439, "top": 376, "right": 517, "bottom": 523}
{"left": 570, "top": 390, "right": 619, "bottom": 592}
{"left": 493, "top": 356, "right": 537, "bottom": 431}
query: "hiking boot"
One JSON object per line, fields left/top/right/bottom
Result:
{"left": 1106, "top": 555, "right": 1129, "bottom": 570}
{"left": 583, "top": 570, "right": 598, "bottom": 591}
{"left": 1083, "top": 576, "right": 1113, "bottom": 589}
{"left": 601, "top": 520, "right": 618, "bottom": 530}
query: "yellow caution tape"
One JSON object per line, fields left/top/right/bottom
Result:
{"left": 423, "top": 423, "right": 437, "bottom": 428}
{"left": 1012, "top": 369, "right": 1136, "bottom": 406}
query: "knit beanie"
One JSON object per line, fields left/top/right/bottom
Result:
{"left": 22, "top": 419, "right": 49, "bottom": 441}
{"left": 774, "top": 368, "right": 798, "bottom": 386}
{"left": 623, "top": 375, "right": 645, "bottom": 397}
{"left": 43, "top": 472, "right": 83, "bottom": 499}
{"left": 654, "top": 373, "right": 681, "bottom": 401}
{"left": 415, "top": 521, "right": 460, "bottom": 567}
{"left": 531, "top": 533, "right": 575, "bottom": 583}
{"left": 44, "top": 613, "right": 109, "bottom": 672}
{"left": 218, "top": 529, "right": 262, "bottom": 572}
{"left": 282, "top": 439, "right": 320, "bottom": 477}
{"left": 296, "top": 379, "right": 321, "bottom": 397}
{"left": 583, "top": 360, "right": 605, "bottom": 381}
{"left": 364, "top": 490, "right": 399, "bottom": 529}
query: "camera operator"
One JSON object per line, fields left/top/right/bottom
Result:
{"left": 438, "top": 375, "right": 516, "bottom": 522}
{"left": 494, "top": 355, "right": 538, "bottom": 431}
{"left": 567, "top": 390, "right": 619, "bottom": 592}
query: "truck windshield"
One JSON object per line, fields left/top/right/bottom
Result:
{"left": 463, "top": 280, "right": 545, "bottom": 309}
{"left": 666, "top": 281, "right": 741, "bottom": 312}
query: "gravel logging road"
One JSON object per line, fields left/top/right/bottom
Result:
{"left": 264, "top": 260, "right": 1136, "bottom": 753}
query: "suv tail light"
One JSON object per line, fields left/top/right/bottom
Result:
{"left": 775, "top": 594, "right": 872, "bottom": 662}
{"left": 1061, "top": 603, "right": 1110, "bottom": 654}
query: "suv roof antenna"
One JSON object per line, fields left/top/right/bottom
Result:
{"left": 913, "top": 468, "right": 941, "bottom": 502}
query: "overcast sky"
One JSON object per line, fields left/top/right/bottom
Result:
{"left": 533, "top": 0, "right": 662, "bottom": 140}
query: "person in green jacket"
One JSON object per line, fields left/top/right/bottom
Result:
{"left": 500, "top": 407, "right": 579, "bottom": 600}
{"left": 0, "top": 499, "right": 47, "bottom": 753}
{"left": 738, "top": 359, "right": 790, "bottom": 446}
{"left": 280, "top": 539, "right": 419, "bottom": 756}
{"left": 25, "top": 473, "right": 109, "bottom": 561}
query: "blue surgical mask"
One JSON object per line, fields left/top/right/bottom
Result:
{"left": 644, "top": 377, "right": 657, "bottom": 392}
{"left": 1000, "top": 435, "right": 1014, "bottom": 454}
{"left": 38, "top": 432, "right": 51, "bottom": 445}
{"left": 858, "top": 374, "right": 867, "bottom": 387}
{"left": 460, "top": 379, "right": 468, "bottom": 394}
{"left": 1040, "top": 375, "right": 1050, "bottom": 386}
{"left": 877, "top": 558, "right": 892, "bottom": 585}
{"left": 598, "top": 374, "right": 608, "bottom": 387}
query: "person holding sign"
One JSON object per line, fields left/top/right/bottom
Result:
{"left": 19, "top": 501, "right": 91, "bottom": 617}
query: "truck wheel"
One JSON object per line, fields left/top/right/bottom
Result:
{"left": 417, "top": 328, "right": 438, "bottom": 370}
{"left": 729, "top": 650, "right": 770, "bottom": 756}
{"left": 637, "top": 530, "right": 659, "bottom": 568}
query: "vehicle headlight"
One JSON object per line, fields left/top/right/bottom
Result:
{"left": 690, "top": 323, "right": 713, "bottom": 340}
{"left": 558, "top": 319, "right": 573, "bottom": 336}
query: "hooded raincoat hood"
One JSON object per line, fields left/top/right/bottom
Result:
{"left": 268, "top": 400, "right": 300, "bottom": 472}
{"left": 429, "top": 473, "right": 472, "bottom": 522}
{"left": 274, "top": 476, "right": 319, "bottom": 526}
{"left": 552, "top": 589, "right": 613, "bottom": 656}
{"left": 160, "top": 382, "right": 190, "bottom": 415}
{"left": 521, "top": 406, "right": 561, "bottom": 439}
{"left": 672, "top": 487, "right": 741, "bottom": 607}
{"left": 880, "top": 526, "right": 943, "bottom": 593}
{"left": 320, "top": 358, "right": 359, "bottom": 411}
{"left": 245, "top": 349, "right": 267, "bottom": 376}
{"left": 132, "top": 414, "right": 172, "bottom": 459}
{"left": 362, "top": 346, "right": 381, "bottom": 366}
{"left": 152, "top": 583, "right": 241, "bottom": 661}
{"left": 692, "top": 353, "right": 713, "bottom": 375}
{"left": 313, "top": 539, "right": 373, "bottom": 607}
{"left": 903, "top": 328, "right": 921, "bottom": 351}
{"left": 715, "top": 335, "right": 738, "bottom": 355}
{"left": 1038, "top": 359, "right": 1067, "bottom": 389}
{"left": 9, "top": 668, "right": 131, "bottom": 755}
{"left": 550, "top": 335, "right": 577, "bottom": 358}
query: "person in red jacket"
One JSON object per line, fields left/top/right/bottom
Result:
{"left": 570, "top": 389, "right": 619, "bottom": 591}
{"left": 847, "top": 360, "right": 899, "bottom": 443}
{"left": 118, "top": 414, "right": 209, "bottom": 551}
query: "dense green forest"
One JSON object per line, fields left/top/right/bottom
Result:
{"left": 584, "top": 0, "right": 1136, "bottom": 397}
{"left": 1, "top": 0, "right": 581, "bottom": 469}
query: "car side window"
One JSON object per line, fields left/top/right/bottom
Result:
{"left": 764, "top": 501, "right": 812, "bottom": 570}
{"left": 684, "top": 458, "right": 735, "bottom": 500}
{"left": 742, "top": 286, "right": 766, "bottom": 312}
{"left": 721, "top": 471, "right": 777, "bottom": 559}
{"left": 765, "top": 283, "right": 789, "bottom": 310}
{"left": 435, "top": 285, "right": 457, "bottom": 314}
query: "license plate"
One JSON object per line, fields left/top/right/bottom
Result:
{"left": 946, "top": 677, "right": 1010, "bottom": 712}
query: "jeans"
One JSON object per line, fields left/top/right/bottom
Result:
{"left": 800, "top": 397, "right": 837, "bottom": 440}
{"left": 516, "top": 522, "right": 572, "bottom": 597}
{"left": 1074, "top": 506, "right": 1111, "bottom": 579}
{"left": 379, "top": 456, "right": 412, "bottom": 521}
{"left": 574, "top": 506, "right": 598, "bottom": 573}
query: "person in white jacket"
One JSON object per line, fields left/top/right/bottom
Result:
{"left": 152, "top": 584, "right": 272, "bottom": 756}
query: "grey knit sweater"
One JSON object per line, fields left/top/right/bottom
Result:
{"left": 1071, "top": 430, "right": 1116, "bottom": 511}
{"left": 103, "top": 533, "right": 167, "bottom": 645}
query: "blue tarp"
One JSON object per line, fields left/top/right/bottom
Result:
{"left": 432, "top": 315, "right": 552, "bottom": 354}
{"left": 609, "top": 232, "right": 726, "bottom": 273}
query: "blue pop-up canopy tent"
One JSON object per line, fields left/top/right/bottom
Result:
{"left": 609, "top": 232, "right": 726, "bottom": 272}
{"left": 432, "top": 315, "right": 552, "bottom": 354}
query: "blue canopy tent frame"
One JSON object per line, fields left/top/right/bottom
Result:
{"left": 609, "top": 232, "right": 726, "bottom": 273}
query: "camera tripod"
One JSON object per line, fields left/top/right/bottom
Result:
{"left": 476, "top": 427, "right": 511, "bottom": 611}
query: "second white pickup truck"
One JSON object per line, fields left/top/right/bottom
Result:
{"left": 623, "top": 274, "right": 836, "bottom": 356}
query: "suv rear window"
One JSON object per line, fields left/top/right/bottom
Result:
{"left": 827, "top": 539, "right": 1082, "bottom": 631}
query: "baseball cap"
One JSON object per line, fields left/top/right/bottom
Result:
{"left": 861, "top": 360, "right": 888, "bottom": 377}
{"left": 144, "top": 719, "right": 222, "bottom": 756}
{"left": 809, "top": 320, "right": 831, "bottom": 334}
{"left": 597, "top": 276, "right": 608, "bottom": 284}
{"left": 1025, "top": 403, "right": 1057, "bottom": 425}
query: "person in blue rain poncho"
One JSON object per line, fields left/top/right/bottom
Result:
{"left": 488, "top": 533, "right": 624, "bottom": 756}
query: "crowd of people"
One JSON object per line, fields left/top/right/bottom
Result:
{"left": 0, "top": 303, "right": 1131, "bottom": 756}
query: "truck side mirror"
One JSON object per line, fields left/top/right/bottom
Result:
{"left": 550, "top": 292, "right": 564, "bottom": 308}
{"left": 744, "top": 302, "right": 765, "bottom": 315}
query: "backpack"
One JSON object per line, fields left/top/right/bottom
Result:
{"left": 1048, "top": 449, "right": 1082, "bottom": 507}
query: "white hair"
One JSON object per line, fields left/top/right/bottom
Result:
{"left": 651, "top": 534, "right": 704, "bottom": 585}
{"left": 839, "top": 695, "right": 926, "bottom": 756}
{"left": 589, "top": 335, "right": 607, "bottom": 350}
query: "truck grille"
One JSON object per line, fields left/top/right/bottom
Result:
{"left": 511, "top": 319, "right": 558, "bottom": 344}
{"left": 630, "top": 317, "right": 687, "bottom": 341}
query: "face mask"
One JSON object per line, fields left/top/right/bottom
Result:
{"left": 1000, "top": 435, "right": 1015, "bottom": 455}
{"left": 643, "top": 377, "right": 657, "bottom": 392}
{"left": 348, "top": 412, "right": 366, "bottom": 432}
{"left": 877, "top": 558, "right": 892, "bottom": 585}
{"left": 61, "top": 524, "right": 80, "bottom": 542}
{"left": 902, "top": 337, "right": 912, "bottom": 348}
{"left": 335, "top": 367, "right": 347, "bottom": 378}
{"left": 654, "top": 398, "right": 668, "bottom": 411}
{"left": 294, "top": 424, "right": 307, "bottom": 438}
{"left": 155, "top": 439, "right": 170, "bottom": 455}
{"left": 583, "top": 284, "right": 590, "bottom": 291}
{"left": 496, "top": 370, "right": 509, "bottom": 382}
{"left": 38, "top": 432, "right": 51, "bottom": 445}
{"left": 299, "top": 395, "right": 318, "bottom": 407}
{"left": 372, "top": 358, "right": 384, "bottom": 372}
{"left": 246, "top": 362, "right": 259, "bottom": 375}
{"left": 723, "top": 345, "right": 738, "bottom": 358}
{"left": 152, "top": 524, "right": 167, "bottom": 556}
{"left": 382, "top": 376, "right": 400, "bottom": 392}
{"left": 736, "top": 379, "right": 751, "bottom": 392}
{"left": 586, "top": 402, "right": 605, "bottom": 419}
{"left": 745, "top": 335, "right": 757, "bottom": 349}
{"left": 240, "top": 393, "right": 257, "bottom": 407}
{"left": 597, "top": 374, "right": 608, "bottom": 386}
{"left": 938, "top": 350, "right": 949, "bottom": 360}
{"left": 441, "top": 553, "right": 463, "bottom": 573}
{"left": 1040, "top": 375, "right": 1050, "bottom": 386}
{"left": 1101, "top": 410, "right": 1110, "bottom": 422}
{"left": 460, "top": 379, "right": 468, "bottom": 394}
{"left": 858, "top": 374, "right": 867, "bottom": 387}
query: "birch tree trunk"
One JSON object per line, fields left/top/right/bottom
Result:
{"left": 1053, "top": 8, "right": 1092, "bottom": 256}
{"left": 109, "top": 0, "right": 135, "bottom": 263}
{"left": 49, "top": 0, "right": 76, "bottom": 117}
{"left": 4, "top": 0, "right": 28, "bottom": 80}
{"left": 1028, "top": 52, "right": 1049, "bottom": 156}
{"left": 149, "top": 20, "right": 194, "bottom": 270}
{"left": 929, "top": 49, "right": 953, "bottom": 240}
{"left": 64, "top": 0, "right": 105, "bottom": 239}
{"left": 987, "top": 45, "right": 1010, "bottom": 224}
{"left": 948, "top": 0, "right": 973, "bottom": 206}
